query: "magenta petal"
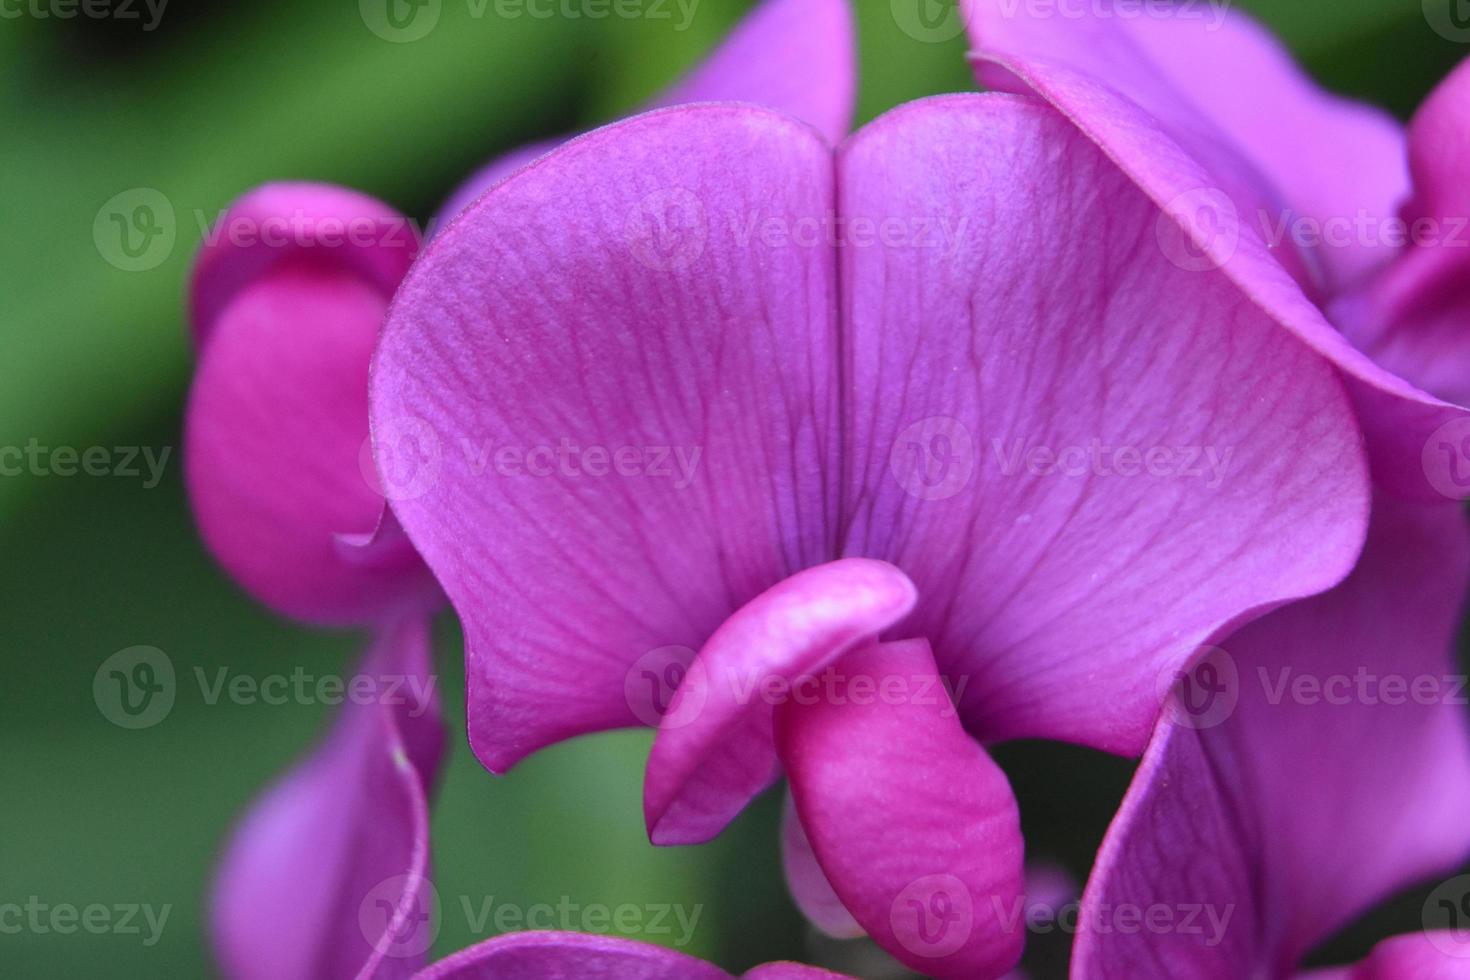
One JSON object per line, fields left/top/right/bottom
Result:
{"left": 1075, "top": 495, "right": 1470, "bottom": 977}
{"left": 963, "top": 6, "right": 1467, "bottom": 499}
{"left": 186, "top": 185, "right": 436, "bottom": 625}
{"left": 1404, "top": 57, "right": 1470, "bottom": 231}
{"left": 654, "top": 0, "right": 855, "bottom": 144}
{"left": 191, "top": 182, "right": 417, "bottom": 347}
{"left": 415, "top": 932, "right": 733, "bottom": 980}
{"left": 777, "top": 640, "right": 1025, "bottom": 980}
{"left": 643, "top": 559, "right": 916, "bottom": 845}
{"left": 434, "top": 0, "right": 855, "bottom": 226}
{"left": 186, "top": 259, "right": 436, "bottom": 625}
{"left": 373, "top": 105, "right": 839, "bottom": 774}
{"left": 1325, "top": 933, "right": 1470, "bottom": 979}
{"left": 211, "top": 619, "right": 445, "bottom": 980}
{"left": 838, "top": 95, "right": 1369, "bottom": 753}
{"left": 964, "top": 1, "right": 1405, "bottom": 297}
{"left": 742, "top": 965, "right": 852, "bottom": 980}
{"left": 781, "top": 792, "right": 863, "bottom": 939}
{"left": 1332, "top": 58, "right": 1470, "bottom": 408}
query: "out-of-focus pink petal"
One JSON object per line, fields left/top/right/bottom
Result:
{"left": 963, "top": 3, "right": 1467, "bottom": 500}
{"left": 782, "top": 792, "right": 863, "bottom": 939}
{"left": 742, "top": 965, "right": 852, "bottom": 979}
{"left": 186, "top": 260, "right": 438, "bottom": 625}
{"left": 1405, "top": 57, "right": 1470, "bottom": 231}
{"left": 414, "top": 932, "right": 734, "bottom": 980}
{"left": 191, "top": 183, "right": 417, "bottom": 348}
{"left": 434, "top": 0, "right": 855, "bottom": 226}
{"left": 373, "top": 105, "right": 839, "bottom": 774}
{"left": 1318, "top": 933, "right": 1470, "bottom": 979}
{"left": 211, "top": 619, "right": 445, "bottom": 980}
{"left": 1075, "top": 495, "right": 1470, "bottom": 977}
{"left": 643, "top": 559, "right": 916, "bottom": 845}
{"left": 838, "top": 95, "right": 1368, "bottom": 753}
{"left": 186, "top": 184, "right": 437, "bottom": 625}
{"left": 655, "top": 0, "right": 855, "bottom": 144}
{"left": 1332, "top": 58, "right": 1470, "bottom": 408}
{"left": 777, "top": 640, "right": 1025, "bottom": 980}
{"left": 965, "top": 1, "right": 1405, "bottom": 297}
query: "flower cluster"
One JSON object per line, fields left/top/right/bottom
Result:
{"left": 182, "top": 0, "right": 1470, "bottom": 977}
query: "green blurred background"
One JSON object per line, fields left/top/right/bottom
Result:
{"left": 1, "top": 1, "right": 1466, "bottom": 976}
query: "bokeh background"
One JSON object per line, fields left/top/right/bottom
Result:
{"left": 3, "top": 1, "right": 1468, "bottom": 976}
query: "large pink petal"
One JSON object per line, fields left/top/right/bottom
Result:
{"left": 837, "top": 95, "right": 1369, "bottom": 753}
{"left": 643, "top": 559, "right": 916, "bottom": 845}
{"left": 373, "top": 105, "right": 839, "bottom": 774}
{"left": 186, "top": 184, "right": 438, "bottom": 625}
{"left": 211, "top": 619, "right": 446, "bottom": 980}
{"left": 414, "top": 932, "right": 733, "bottom": 980}
{"left": 963, "top": 2, "right": 1467, "bottom": 500}
{"left": 1075, "top": 495, "right": 1470, "bottom": 978}
{"left": 776, "top": 640, "right": 1025, "bottom": 979}
{"left": 434, "top": 0, "right": 855, "bottom": 226}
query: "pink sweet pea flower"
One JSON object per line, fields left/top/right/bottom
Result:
{"left": 369, "top": 75, "right": 1379, "bottom": 971}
